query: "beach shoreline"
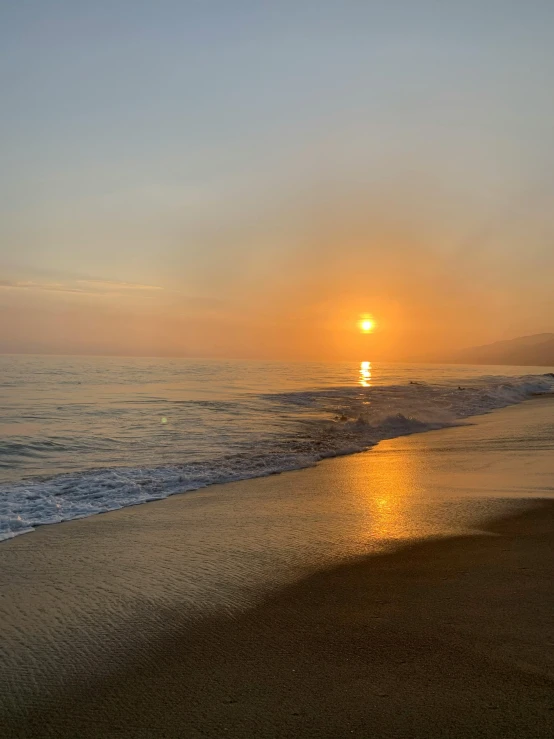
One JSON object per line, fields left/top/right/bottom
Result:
{"left": 1, "top": 398, "right": 554, "bottom": 737}
{"left": 2, "top": 362, "right": 553, "bottom": 543}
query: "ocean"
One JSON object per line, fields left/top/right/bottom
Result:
{"left": 1, "top": 355, "right": 553, "bottom": 541}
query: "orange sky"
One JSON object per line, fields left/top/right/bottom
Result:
{"left": 2, "top": 178, "right": 554, "bottom": 360}
{"left": 2, "top": 3, "right": 554, "bottom": 360}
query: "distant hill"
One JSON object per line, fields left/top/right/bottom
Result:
{"left": 453, "top": 333, "right": 554, "bottom": 367}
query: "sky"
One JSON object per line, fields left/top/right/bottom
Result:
{"left": 1, "top": 1, "right": 554, "bottom": 360}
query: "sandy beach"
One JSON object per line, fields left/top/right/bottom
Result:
{"left": 4, "top": 2, "right": 554, "bottom": 734}
{"left": 1, "top": 399, "right": 554, "bottom": 737}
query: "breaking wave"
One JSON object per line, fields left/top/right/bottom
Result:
{"left": 1, "top": 373, "right": 552, "bottom": 541}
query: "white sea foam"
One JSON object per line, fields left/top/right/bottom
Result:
{"left": 0, "top": 372, "right": 552, "bottom": 541}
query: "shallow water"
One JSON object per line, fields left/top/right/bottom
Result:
{"left": 1, "top": 355, "right": 553, "bottom": 539}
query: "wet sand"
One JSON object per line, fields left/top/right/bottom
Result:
{"left": 1, "top": 399, "right": 554, "bottom": 737}
{"left": 2, "top": 503, "right": 553, "bottom": 738}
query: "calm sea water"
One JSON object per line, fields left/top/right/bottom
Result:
{"left": 1, "top": 355, "right": 553, "bottom": 540}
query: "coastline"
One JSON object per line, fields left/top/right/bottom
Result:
{"left": 2, "top": 370, "right": 553, "bottom": 543}
{"left": 1, "top": 398, "right": 554, "bottom": 736}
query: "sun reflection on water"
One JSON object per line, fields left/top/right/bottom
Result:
{"left": 359, "top": 360, "right": 372, "bottom": 387}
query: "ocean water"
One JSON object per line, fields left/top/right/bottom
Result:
{"left": 1, "top": 355, "right": 553, "bottom": 541}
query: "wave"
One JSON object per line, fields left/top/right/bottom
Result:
{"left": 1, "top": 373, "right": 552, "bottom": 541}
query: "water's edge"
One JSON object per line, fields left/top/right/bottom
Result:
{"left": 2, "top": 372, "right": 553, "bottom": 542}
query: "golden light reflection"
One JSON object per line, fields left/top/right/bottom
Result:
{"left": 359, "top": 360, "right": 372, "bottom": 387}
{"left": 364, "top": 448, "right": 420, "bottom": 541}
{"left": 343, "top": 443, "right": 423, "bottom": 545}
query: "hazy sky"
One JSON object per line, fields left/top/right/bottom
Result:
{"left": 2, "top": 1, "right": 554, "bottom": 359}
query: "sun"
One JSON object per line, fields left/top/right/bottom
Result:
{"left": 359, "top": 317, "right": 375, "bottom": 333}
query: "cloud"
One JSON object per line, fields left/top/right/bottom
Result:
{"left": 0, "top": 280, "right": 89, "bottom": 294}
{"left": 75, "top": 279, "right": 163, "bottom": 291}
{"left": 0, "top": 278, "right": 163, "bottom": 295}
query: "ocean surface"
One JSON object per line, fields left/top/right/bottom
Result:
{"left": 1, "top": 355, "right": 553, "bottom": 541}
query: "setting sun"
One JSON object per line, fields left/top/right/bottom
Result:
{"left": 359, "top": 318, "right": 375, "bottom": 333}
